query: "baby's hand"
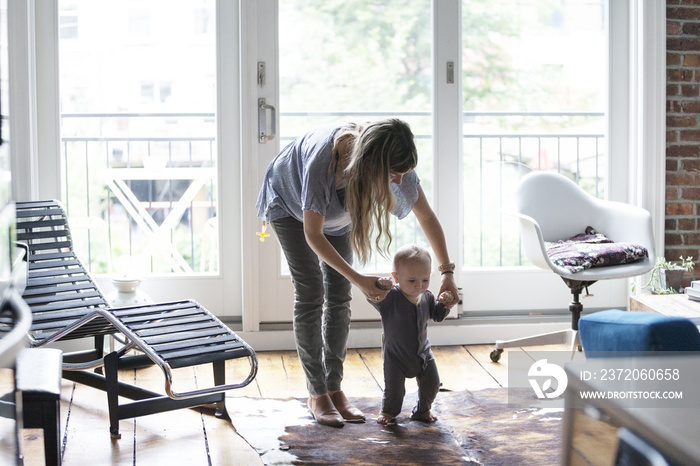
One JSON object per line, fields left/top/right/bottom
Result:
{"left": 376, "top": 277, "right": 393, "bottom": 291}
{"left": 438, "top": 290, "right": 454, "bottom": 304}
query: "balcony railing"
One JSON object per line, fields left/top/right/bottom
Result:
{"left": 60, "top": 111, "right": 604, "bottom": 275}
{"left": 60, "top": 113, "right": 217, "bottom": 275}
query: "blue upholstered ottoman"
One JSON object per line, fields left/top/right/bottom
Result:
{"left": 579, "top": 309, "right": 700, "bottom": 356}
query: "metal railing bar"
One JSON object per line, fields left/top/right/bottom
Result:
{"left": 278, "top": 111, "right": 429, "bottom": 117}
{"left": 60, "top": 111, "right": 603, "bottom": 118}
{"left": 62, "top": 140, "right": 70, "bottom": 213}
{"left": 479, "top": 138, "right": 484, "bottom": 267}
{"left": 576, "top": 137, "right": 581, "bottom": 184}
{"left": 596, "top": 137, "right": 601, "bottom": 197}
{"left": 464, "top": 133, "right": 603, "bottom": 138}
{"left": 62, "top": 137, "right": 215, "bottom": 142}
{"left": 499, "top": 137, "right": 504, "bottom": 266}
{"left": 43, "top": 133, "right": 607, "bottom": 145}
{"left": 61, "top": 113, "right": 216, "bottom": 118}
{"left": 463, "top": 111, "right": 603, "bottom": 117}
{"left": 557, "top": 137, "right": 561, "bottom": 172}
{"left": 84, "top": 141, "right": 92, "bottom": 268}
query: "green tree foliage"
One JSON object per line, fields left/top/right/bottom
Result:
{"left": 279, "top": 0, "right": 431, "bottom": 113}
{"left": 280, "top": 0, "right": 600, "bottom": 131}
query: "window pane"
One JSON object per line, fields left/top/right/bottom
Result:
{"left": 462, "top": 0, "right": 607, "bottom": 268}
{"left": 58, "top": 0, "right": 218, "bottom": 275}
{"left": 278, "top": 0, "right": 432, "bottom": 272}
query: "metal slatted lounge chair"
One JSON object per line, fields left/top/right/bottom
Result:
{"left": 15, "top": 200, "right": 258, "bottom": 438}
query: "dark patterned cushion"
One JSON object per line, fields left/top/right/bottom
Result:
{"left": 545, "top": 226, "right": 648, "bottom": 273}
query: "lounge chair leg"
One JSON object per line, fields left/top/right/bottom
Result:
{"left": 104, "top": 351, "right": 122, "bottom": 439}
{"left": 95, "top": 335, "right": 105, "bottom": 356}
{"left": 212, "top": 360, "right": 229, "bottom": 419}
{"left": 215, "top": 402, "right": 230, "bottom": 420}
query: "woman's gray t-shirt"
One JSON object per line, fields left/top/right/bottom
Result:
{"left": 256, "top": 123, "right": 420, "bottom": 236}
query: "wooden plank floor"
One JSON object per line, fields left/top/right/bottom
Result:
{"left": 2, "top": 343, "right": 576, "bottom": 465}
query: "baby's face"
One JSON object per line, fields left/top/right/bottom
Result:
{"left": 392, "top": 259, "right": 431, "bottom": 301}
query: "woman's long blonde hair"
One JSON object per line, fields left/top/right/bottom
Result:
{"left": 336, "top": 119, "right": 418, "bottom": 264}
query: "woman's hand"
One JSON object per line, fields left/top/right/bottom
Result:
{"left": 376, "top": 277, "right": 394, "bottom": 291}
{"left": 438, "top": 273, "right": 460, "bottom": 308}
{"left": 437, "top": 290, "right": 454, "bottom": 304}
{"left": 358, "top": 275, "right": 392, "bottom": 303}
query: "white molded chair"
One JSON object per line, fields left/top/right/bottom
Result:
{"left": 490, "top": 171, "right": 656, "bottom": 362}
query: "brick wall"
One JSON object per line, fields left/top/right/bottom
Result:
{"left": 666, "top": 1, "right": 700, "bottom": 284}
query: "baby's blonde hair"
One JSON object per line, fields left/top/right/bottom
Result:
{"left": 393, "top": 244, "right": 432, "bottom": 272}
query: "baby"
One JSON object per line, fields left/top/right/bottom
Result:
{"left": 368, "top": 244, "right": 452, "bottom": 426}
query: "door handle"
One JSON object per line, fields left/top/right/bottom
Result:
{"left": 258, "top": 98, "right": 276, "bottom": 143}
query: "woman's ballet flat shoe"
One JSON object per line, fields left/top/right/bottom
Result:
{"left": 329, "top": 390, "right": 366, "bottom": 423}
{"left": 308, "top": 395, "right": 344, "bottom": 427}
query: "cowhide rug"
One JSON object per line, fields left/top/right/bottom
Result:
{"left": 227, "top": 388, "right": 563, "bottom": 465}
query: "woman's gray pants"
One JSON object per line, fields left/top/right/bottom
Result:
{"left": 271, "top": 216, "right": 353, "bottom": 396}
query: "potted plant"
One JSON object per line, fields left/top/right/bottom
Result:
{"left": 646, "top": 256, "right": 694, "bottom": 294}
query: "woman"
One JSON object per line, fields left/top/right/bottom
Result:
{"left": 256, "top": 118, "right": 459, "bottom": 427}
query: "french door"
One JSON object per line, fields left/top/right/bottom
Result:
{"left": 243, "top": 0, "right": 629, "bottom": 326}
{"left": 34, "top": 0, "right": 242, "bottom": 317}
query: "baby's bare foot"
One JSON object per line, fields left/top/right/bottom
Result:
{"left": 410, "top": 411, "right": 437, "bottom": 423}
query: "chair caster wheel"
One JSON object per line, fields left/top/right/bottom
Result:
{"left": 490, "top": 349, "right": 503, "bottom": 362}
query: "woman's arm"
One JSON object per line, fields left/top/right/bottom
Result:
{"left": 412, "top": 185, "right": 460, "bottom": 308}
{"left": 302, "top": 210, "right": 391, "bottom": 301}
